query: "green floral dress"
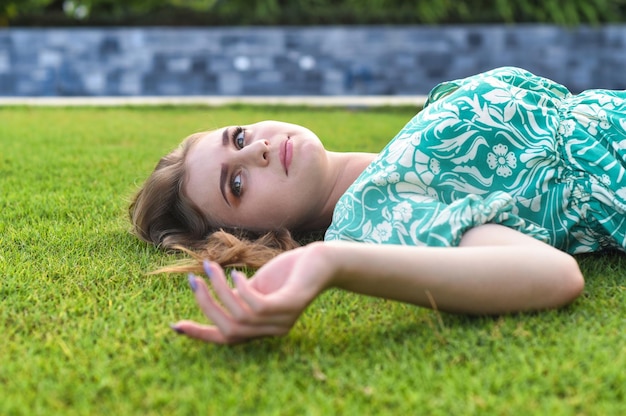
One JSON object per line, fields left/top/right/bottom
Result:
{"left": 324, "top": 67, "right": 626, "bottom": 254}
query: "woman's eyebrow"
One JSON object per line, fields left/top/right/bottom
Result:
{"left": 218, "top": 127, "right": 232, "bottom": 206}
{"left": 219, "top": 164, "right": 231, "bottom": 207}
{"left": 222, "top": 127, "right": 229, "bottom": 146}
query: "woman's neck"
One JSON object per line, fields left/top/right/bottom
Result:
{"left": 308, "top": 151, "right": 377, "bottom": 230}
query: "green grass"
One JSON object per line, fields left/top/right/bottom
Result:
{"left": 1, "top": 105, "right": 625, "bottom": 415}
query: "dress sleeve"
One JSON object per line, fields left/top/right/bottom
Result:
{"left": 415, "top": 191, "right": 551, "bottom": 246}
{"left": 325, "top": 190, "right": 551, "bottom": 247}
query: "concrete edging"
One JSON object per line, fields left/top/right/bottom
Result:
{"left": 0, "top": 95, "right": 428, "bottom": 107}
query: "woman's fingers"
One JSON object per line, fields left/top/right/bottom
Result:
{"left": 184, "top": 264, "right": 296, "bottom": 342}
{"left": 171, "top": 320, "right": 232, "bottom": 344}
{"left": 201, "top": 261, "right": 251, "bottom": 322}
{"left": 230, "top": 269, "right": 274, "bottom": 314}
{"left": 202, "top": 262, "right": 290, "bottom": 325}
{"left": 188, "top": 273, "right": 240, "bottom": 332}
{"left": 171, "top": 319, "right": 290, "bottom": 345}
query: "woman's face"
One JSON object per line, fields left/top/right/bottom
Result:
{"left": 184, "top": 120, "right": 332, "bottom": 231}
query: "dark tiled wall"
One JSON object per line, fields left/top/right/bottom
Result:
{"left": 1, "top": 25, "right": 625, "bottom": 96}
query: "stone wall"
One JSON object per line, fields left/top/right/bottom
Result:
{"left": 0, "top": 25, "right": 625, "bottom": 96}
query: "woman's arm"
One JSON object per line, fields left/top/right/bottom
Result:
{"left": 326, "top": 224, "right": 584, "bottom": 314}
{"left": 173, "top": 224, "right": 584, "bottom": 344}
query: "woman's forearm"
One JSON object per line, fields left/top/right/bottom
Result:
{"left": 317, "top": 226, "right": 584, "bottom": 314}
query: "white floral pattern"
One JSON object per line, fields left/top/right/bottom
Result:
{"left": 371, "top": 222, "right": 393, "bottom": 243}
{"left": 392, "top": 201, "right": 413, "bottom": 222}
{"left": 486, "top": 144, "right": 517, "bottom": 177}
{"left": 325, "top": 67, "right": 626, "bottom": 254}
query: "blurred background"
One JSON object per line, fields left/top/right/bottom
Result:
{"left": 1, "top": 0, "right": 625, "bottom": 96}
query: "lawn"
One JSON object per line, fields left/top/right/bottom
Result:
{"left": 1, "top": 105, "right": 625, "bottom": 415}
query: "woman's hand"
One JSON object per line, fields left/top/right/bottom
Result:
{"left": 170, "top": 243, "right": 335, "bottom": 344}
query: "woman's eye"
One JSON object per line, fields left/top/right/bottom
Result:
{"left": 231, "top": 172, "right": 243, "bottom": 197}
{"left": 233, "top": 127, "right": 245, "bottom": 149}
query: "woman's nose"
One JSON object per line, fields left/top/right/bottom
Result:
{"left": 240, "top": 139, "right": 269, "bottom": 166}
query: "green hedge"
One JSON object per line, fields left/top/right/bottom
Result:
{"left": 3, "top": 0, "right": 626, "bottom": 26}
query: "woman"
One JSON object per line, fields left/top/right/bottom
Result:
{"left": 130, "top": 67, "right": 626, "bottom": 344}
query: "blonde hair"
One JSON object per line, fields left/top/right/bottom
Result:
{"left": 129, "top": 131, "right": 302, "bottom": 273}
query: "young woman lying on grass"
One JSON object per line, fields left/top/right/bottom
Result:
{"left": 130, "top": 66, "right": 626, "bottom": 344}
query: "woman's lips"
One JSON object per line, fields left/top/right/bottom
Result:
{"left": 280, "top": 138, "right": 292, "bottom": 175}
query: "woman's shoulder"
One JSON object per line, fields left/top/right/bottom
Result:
{"left": 424, "top": 66, "right": 571, "bottom": 108}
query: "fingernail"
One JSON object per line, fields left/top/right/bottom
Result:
{"left": 230, "top": 270, "right": 239, "bottom": 283}
{"left": 202, "top": 260, "right": 213, "bottom": 279}
{"left": 170, "top": 324, "right": 185, "bottom": 334}
{"left": 188, "top": 273, "right": 198, "bottom": 292}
